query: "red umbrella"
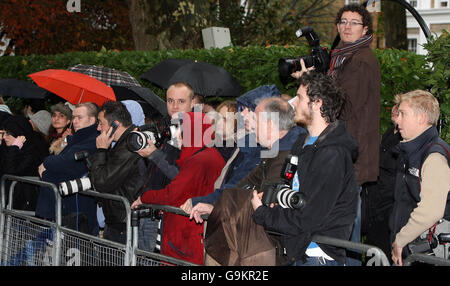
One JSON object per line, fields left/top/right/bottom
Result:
{"left": 28, "top": 69, "right": 115, "bottom": 106}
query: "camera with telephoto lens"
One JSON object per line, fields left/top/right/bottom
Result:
{"left": 59, "top": 150, "right": 93, "bottom": 196}
{"left": 261, "top": 154, "right": 305, "bottom": 209}
{"left": 59, "top": 177, "right": 92, "bottom": 196}
{"left": 278, "top": 26, "right": 330, "bottom": 86}
{"left": 126, "top": 117, "right": 178, "bottom": 152}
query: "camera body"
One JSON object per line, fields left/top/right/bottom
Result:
{"left": 126, "top": 118, "right": 175, "bottom": 152}
{"left": 261, "top": 154, "right": 305, "bottom": 209}
{"left": 278, "top": 26, "right": 330, "bottom": 86}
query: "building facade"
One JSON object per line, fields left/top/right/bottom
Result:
{"left": 406, "top": 0, "right": 450, "bottom": 54}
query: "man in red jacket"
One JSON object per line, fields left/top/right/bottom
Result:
{"left": 131, "top": 112, "right": 225, "bottom": 264}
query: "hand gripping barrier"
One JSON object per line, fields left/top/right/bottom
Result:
{"left": 0, "top": 175, "right": 196, "bottom": 266}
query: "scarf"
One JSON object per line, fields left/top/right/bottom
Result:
{"left": 328, "top": 34, "right": 373, "bottom": 79}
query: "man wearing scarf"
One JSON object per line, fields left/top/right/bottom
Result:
{"left": 327, "top": 4, "right": 381, "bottom": 266}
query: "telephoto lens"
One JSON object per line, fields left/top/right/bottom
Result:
{"left": 126, "top": 130, "right": 156, "bottom": 152}
{"left": 59, "top": 177, "right": 92, "bottom": 196}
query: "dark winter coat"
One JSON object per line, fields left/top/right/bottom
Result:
{"left": 35, "top": 124, "right": 99, "bottom": 235}
{"left": 252, "top": 120, "right": 359, "bottom": 264}
{"left": 335, "top": 45, "right": 381, "bottom": 185}
{"left": 89, "top": 125, "right": 145, "bottom": 225}
{"left": 0, "top": 115, "right": 49, "bottom": 210}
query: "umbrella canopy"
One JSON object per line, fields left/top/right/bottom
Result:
{"left": 141, "top": 59, "right": 241, "bottom": 97}
{"left": 28, "top": 69, "right": 115, "bottom": 106}
{"left": 140, "top": 58, "right": 195, "bottom": 89}
{"left": 112, "top": 85, "right": 168, "bottom": 118}
{"left": 68, "top": 64, "right": 141, "bottom": 87}
{"left": 0, "top": 79, "right": 48, "bottom": 99}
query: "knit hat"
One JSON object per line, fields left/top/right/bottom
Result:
{"left": 50, "top": 102, "right": 73, "bottom": 120}
{"left": 29, "top": 110, "right": 52, "bottom": 136}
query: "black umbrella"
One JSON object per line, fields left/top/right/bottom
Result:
{"left": 112, "top": 85, "right": 168, "bottom": 118}
{"left": 140, "top": 58, "right": 195, "bottom": 89}
{"left": 0, "top": 79, "right": 48, "bottom": 99}
{"left": 141, "top": 59, "right": 241, "bottom": 97}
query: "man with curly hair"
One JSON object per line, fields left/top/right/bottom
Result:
{"left": 330, "top": 4, "right": 381, "bottom": 265}
{"left": 251, "top": 72, "right": 359, "bottom": 265}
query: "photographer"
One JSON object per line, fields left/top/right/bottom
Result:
{"left": 132, "top": 82, "right": 196, "bottom": 252}
{"left": 88, "top": 101, "right": 145, "bottom": 244}
{"left": 251, "top": 72, "right": 358, "bottom": 266}
{"left": 389, "top": 90, "right": 450, "bottom": 266}
{"left": 35, "top": 102, "right": 99, "bottom": 235}
{"left": 292, "top": 4, "right": 380, "bottom": 265}
{"left": 131, "top": 112, "right": 226, "bottom": 265}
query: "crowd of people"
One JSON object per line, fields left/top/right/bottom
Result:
{"left": 0, "top": 3, "right": 448, "bottom": 267}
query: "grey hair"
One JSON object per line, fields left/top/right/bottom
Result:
{"left": 260, "top": 97, "right": 295, "bottom": 131}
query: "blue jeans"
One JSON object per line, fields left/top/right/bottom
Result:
{"left": 138, "top": 218, "right": 159, "bottom": 252}
{"left": 292, "top": 257, "right": 343, "bottom": 266}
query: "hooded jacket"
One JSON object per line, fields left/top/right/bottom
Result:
{"left": 0, "top": 115, "right": 49, "bottom": 210}
{"left": 140, "top": 112, "right": 225, "bottom": 265}
{"left": 252, "top": 120, "right": 359, "bottom": 264}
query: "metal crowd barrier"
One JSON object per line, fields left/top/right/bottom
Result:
{"left": 310, "top": 235, "right": 390, "bottom": 266}
{"left": 0, "top": 174, "right": 195, "bottom": 266}
{"left": 138, "top": 203, "right": 393, "bottom": 266}
{"left": 3, "top": 175, "right": 449, "bottom": 267}
{"left": 403, "top": 253, "right": 450, "bottom": 266}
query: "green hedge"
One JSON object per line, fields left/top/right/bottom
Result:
{"left": 0, "top": 42, "right": 447, "bottom": 140}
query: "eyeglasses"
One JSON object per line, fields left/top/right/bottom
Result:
{"left": 338, "top": 20, "right": 364, "bottom": 27}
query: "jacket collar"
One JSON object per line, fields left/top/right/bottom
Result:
{"left": 399, "top": 126, "right": 438, "bottom": 158}
{"left": 67, "top": 123, "right": 98, "bottom": 145}
{"left": 115, "top": 124, "right": 136, "bottom": 146}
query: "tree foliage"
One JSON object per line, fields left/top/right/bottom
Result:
{"left": 125, "top": 0, "right": 340, "bottom": 51}
{"left": 126, "top": 0, "right": 214, "bottom": 50}
{"left": 212, "top": 0, "right": 340, "bottom": 47}
{"left": 0, "top": 0, "right": 133, "bottom": 55}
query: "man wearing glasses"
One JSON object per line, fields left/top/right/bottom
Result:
{"left": 331, "top": 4, "right": 381, "bottom": 266}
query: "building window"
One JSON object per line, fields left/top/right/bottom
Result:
{"left": 408, "top": 38, "right": 417, "bottom": 53}
{"left": 440, "top": 1, "right": 448, "bottom": 7}
{"left": 409, "top": 0, "right": 417, "bottom": 7}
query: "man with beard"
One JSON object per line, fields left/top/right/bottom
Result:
{"left": 251, "top": 72, "right": 359, "bottom": 265}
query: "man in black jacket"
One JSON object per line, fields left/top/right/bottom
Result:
{"left": 89, "top": 101, "right": 145, "bottom": 244}
{"left": 251, "top": 72, "right": 359, "bottom": 265}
